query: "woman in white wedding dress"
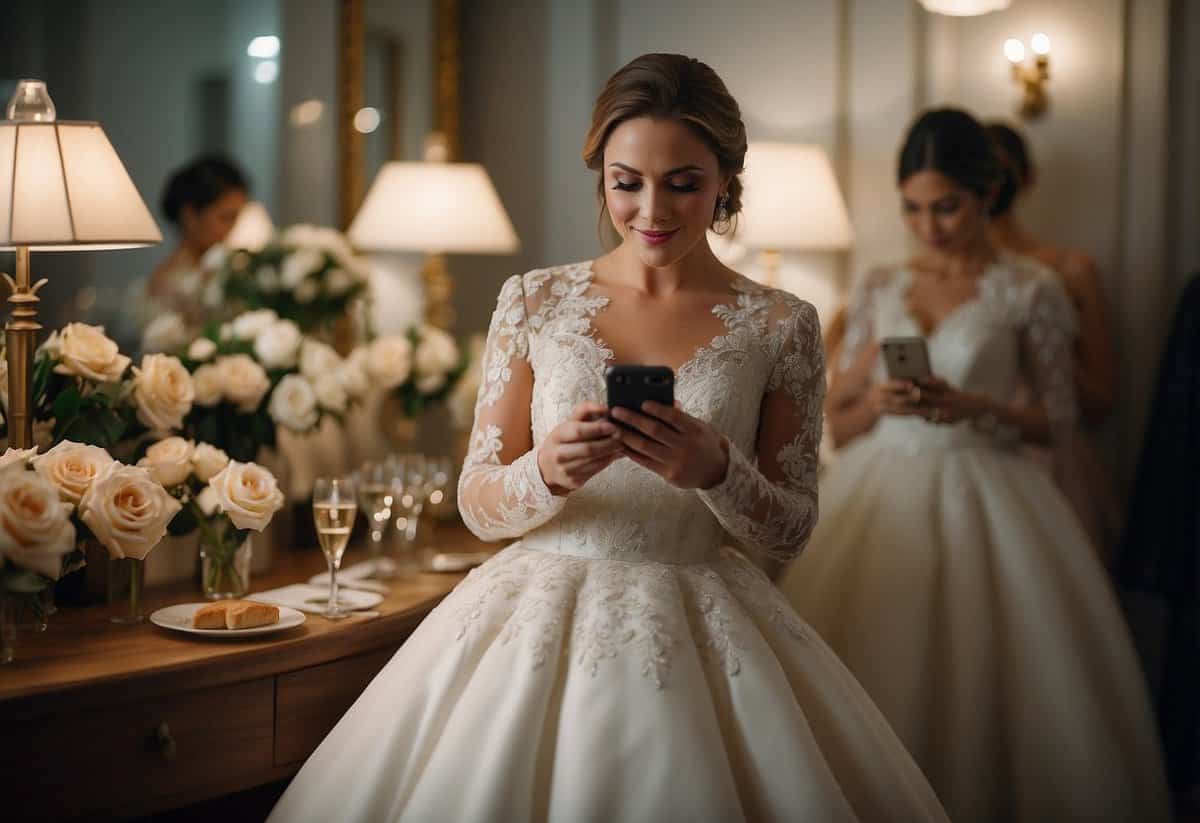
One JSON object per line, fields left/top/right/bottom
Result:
{"left": 269, "top": 54, "right": 948, "bottom": 823}
{"left": 781, "top": 108, "right": 1170, "bottom": 822}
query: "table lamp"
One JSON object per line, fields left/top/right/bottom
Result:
{"left": 347, "top": 136, "right": 518, "bottom": 329}
{"left": 0, "top": 79, "right": 162, "bottom": 448}
{"left": 735, "top": 142, "right": 852, "bottom": 288}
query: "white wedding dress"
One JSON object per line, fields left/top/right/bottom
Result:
{"left": 268, "top": 261, "right": 948, "bottom": 823}
{"left": 780, "top": 253, "right": 1170, "bottom": 822}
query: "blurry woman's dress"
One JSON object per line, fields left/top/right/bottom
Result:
{"left": 268, "top": 262, "right": 949, "bottom": 822}
{"left": 781, "top": 253, "right": 1170, "bottom": 822}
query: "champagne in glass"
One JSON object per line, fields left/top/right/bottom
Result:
{"left": 312, "top": 476, "right": 358, "bottom": 619}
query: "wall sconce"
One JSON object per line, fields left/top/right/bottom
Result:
{"left": 1003, "top": 33, "right": 1051, "bottom": 119}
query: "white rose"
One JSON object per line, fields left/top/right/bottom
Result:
{"left": 280, "top": 248, "right": 323, "bottom": 288}
{"left": 196, "top": 485, "right": 220, "bottom": 516}
{"left": 299, "top": 340, "right": 342, "bottom": 381}
{"left": 255, "top": 265, "right": 280, "bottom": 292}
{"left": 293, "top": 278, "right": 319, "bottom": 304}
{"left": 137, "top": 437, "right": 194, "bottom": 487}
{"left": 365, "top": 335, "right": 413, "bottom": 389}
{"left": 188, "top": 337, "right": 217, "bottom": 362}
{"left": 207, "top": 460, "right": 285, "bottom": 531}
{"left": 218, "top": 322, "right": 234, "bottom": 341}
{"left": 0, "top": 469, "right": 76, "bottom": 579}
{"left": 268, "top": 374, "right": 319, "bottom": 431}
{"left": 313, "top": 373, "right": 348, "bottom": 413}
{"left": 79, "top": 463, "right": 182, "bottom": 559}
{"left": 325, "top": 267, "right": 354, "bottom": 296}
{"left": 31, "top": 440, "right": 116, "bottom": 504}
{"left": 0, "top": 446, "right": 36, "bottom": 472}
{"left": 192, "top": 363, "right": 224, "bottom": 406}
{"left": 200, "top": 243, "right": 228, "bottom": 271}
{"left": 38, "top": 330, "right": 61, "bottom": 358}
{"left": 253, "top": 320, "right": 302, "bottom": 369}
{"left": 140, "top": 312, "right": 189, "bottom": 354}
{"left": 132, "top": 354, "right": 195, "bottom": 432}
{"left": 216, "top": 355, "right": 271, "bottom": 413}
{"left": 337, "top": 350, "right": 370, "bottom": 399}
{"left": 415, "top": 372, "right": 446, "bottom": 394}
{"left": 53, "top": 323, "right": 131, "bottom": 383}
{"left": 231, "top": 309, "right": 279, "bottom": 341}
{"left": 191, "top": 443, "right": 230, "bottom": 483}
{"left": 414, "top": 325, "right": 460, "bottom": 377}
{"left": 201, "top": 275, "right": 225, "bottom": 309}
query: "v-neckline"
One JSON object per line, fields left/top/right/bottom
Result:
{"left": 575, "top": 260, "right": 749, "bottom": 380}
{"left": 900, "top": 261, "right": 997, "bottom": 340}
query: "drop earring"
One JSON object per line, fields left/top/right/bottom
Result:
{"left": 713, "top": 193, "right": 731, "bottom": 235}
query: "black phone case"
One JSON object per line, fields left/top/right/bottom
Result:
{"left": 605, "top": 365, "right": 675, "bottom": 413}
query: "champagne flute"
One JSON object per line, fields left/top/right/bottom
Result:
{"left": 389, "top": 453, "right": 427, "bottom": 574}
{"left": 312, "top": 475, "right": 358, "bottom": 620}
{"left": 356, "top": 461, "right": 397, "bottom": 579}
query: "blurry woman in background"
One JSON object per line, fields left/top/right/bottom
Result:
{"left": 986, "top": 122, "right": 1120, "bottom": 555}
{"left": 781, "top": 108, "right": 1168, "bottom": 823}
{"left": 146, "top": 155, "right": 249, "bottom": 323}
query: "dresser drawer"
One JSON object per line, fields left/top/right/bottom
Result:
{"left": 1, "top": 677, "right": 274, "bottom": 822}
{"left": 275, "top": 646, "right": 399, "bottom": 766}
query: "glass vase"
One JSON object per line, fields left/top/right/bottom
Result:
{"left": 107, "top": 556, "right": 146, "bottom": 624}
{"left": 200, "top": 537, "right": 253, "bottom": 600}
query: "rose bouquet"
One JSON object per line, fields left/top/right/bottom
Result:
{"left": 387, "top": 324, "right": 470, "bottom": 418}
{"left": 209, "top": 223, "right": 371, "bottom": 337}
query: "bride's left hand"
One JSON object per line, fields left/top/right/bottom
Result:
{"left": 915, "top": 375, "right": 988, "bottom": 425}
{"left": 610, "top": 401, "right": 729, "bottom": 490}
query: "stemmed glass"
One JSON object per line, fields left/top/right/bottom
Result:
{"left": 389, "top": 453, "right": 427, "bottom": 573}
{"left": 312, "top": 475, "right": 358, "bottom": 620}
{"left": 356, "top": 461, "right": 397, "bottom": 579}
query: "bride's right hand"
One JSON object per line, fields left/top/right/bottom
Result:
{"left": 869, "top": 380, "right": 926, "bottom": 417}
{"left": 537, "top": 402, "right": 624, "bottom": 495}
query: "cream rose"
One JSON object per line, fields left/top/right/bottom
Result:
{"left": 415, "top": 372, "right": 446, "bottom": 394}
{"left": 313, "top": 373, "right": 348, "bottom": 414}
{"left": 0, "top": 469, "right": 76, "bottom": 579}
{"left": 141, "top": 312, "right": 189, "bottom": 354}
{"left": 268, "top": 374, "right": 319, "bottom": 431}
{"left": 137, "top": 437, "right": 194, "bottom": 487}
{"left": 216, "top": 355, "right": 271, "bottom": 412}
{"left": 253, "top": 320, "right": 302, "bottom": 369}
{"left": 132, "top": 354, "right": 195, "bottom": 431}
{"left": 31, "top": 440, "right": 116, "bottom": 504}
{"left": 280, "top": 248, "right": 323, "bottom": 288}
{"left": 191, "top": 443, "right": 230, "bottom": 483}
{"left": 188, "top": 337, "right": 217, "bottom": 362}
{"left": 337, "top": 350, "right": 370, "bottom": 399}
{"left": 299, "top": 340, "right": 342, "bottom": 381}
{"left": 366, "top": 335, "right": 413, "bottom": 389}
{"left": 53, "top": 323, "right": 131, "bottom": 383}
{"left": 414, "top": 325, "right": 460, "bottom": 377}
{"left": 325, "top": 267, "right": 354, "bottom": 296}
{"left": 191, "top": 364, "right": 223, "bottom": 406}
{"left": 230, "top": 309, "right": 279, "bottom": 341}
{"left": 0, "top": 447, "right": 37, "bottom": 473}
{"left": 196, "top": 485, "right": 220, "bottom": 516}
{"left": 79, "top": 463, "right": 182, "bottom": 559}
{"left": 207, "top": 460, "right": 285, "bottom": 531}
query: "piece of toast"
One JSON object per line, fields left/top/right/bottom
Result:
{"left": 193, "top": 601, "right": 231, "bottom": 629}
{"left": 223, "top": 600, "right": 280, "bottom": 629}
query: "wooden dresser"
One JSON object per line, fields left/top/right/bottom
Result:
{"left": 0, "top": 525, "right": 492, "bottom": 823}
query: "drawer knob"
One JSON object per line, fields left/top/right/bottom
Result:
{"left": 153, "top": 721, "right": 177, "bottom": 761}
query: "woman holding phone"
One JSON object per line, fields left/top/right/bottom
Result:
{"left": 269, "top": 55, "right": 949, "bottom": 823}
{"left": 781, "top": 108, "right": 1168, "bottom": 822}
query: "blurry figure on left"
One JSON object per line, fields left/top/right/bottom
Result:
{"left": 136, "top": 154, "right": 248, "bottom": 350}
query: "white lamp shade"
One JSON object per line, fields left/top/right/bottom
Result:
{"left": 917, "top": 0, "right": 1010, "bottom": 16}
{"left": 0, "top": 121, "right": 162, "bottom": 250}
{"left": 736, "top": 143, "right": 852, "bottom": 251}
{"left": 225, "top": 201, "right": 276, "bottom": 251}
{"left": 348, "top": 161, "right": 519, "bottom": 254}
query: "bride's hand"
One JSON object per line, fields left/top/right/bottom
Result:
{"left": 537, "top": 402, "right": 624, "bottom": 495}
{"left": 611, "top": 401, "right": 729, "bottom": 490}
{"left": 914, "top": 375, "right": 987, "bottom": 424}
{"left": 869, "top": 379, "right": 928, "bottom": 417}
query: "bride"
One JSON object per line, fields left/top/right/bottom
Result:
{"left": 780, "top": 108, "right": 1169, "bottom": 822}
{"left": 268, "top": 54, "right": 948, "bottom": 822}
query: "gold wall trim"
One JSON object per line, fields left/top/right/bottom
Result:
{"left": 338, "top": 0, "right": 366, "bottom": 230}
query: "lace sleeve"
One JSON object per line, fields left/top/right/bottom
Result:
{"left": 457, "top": 275, "right": 566, "bottom": 541}
{"left": 1023, "top": 275, "right": 1080, "bottom": 437}
{"left": 697, "top": 299, "right": 824, "bottom": 563}
{"left": 836, "top": 266, "right": 892, "bottom": 373}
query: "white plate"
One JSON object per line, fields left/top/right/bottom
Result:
{"left": 150, "top": 602, "right": 307, "bottom": 637}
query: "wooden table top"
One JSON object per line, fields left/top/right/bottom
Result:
{"left": 0, "top": 523, "right": 494, "bottom": 714}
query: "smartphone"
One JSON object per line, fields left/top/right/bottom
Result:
{"left": 605, "top": 365, "right": 675, "bottom": 416}
{"left": 880, "top": 337, "right": 932, "bottom": 381}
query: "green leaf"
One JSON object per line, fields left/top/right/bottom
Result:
{"left": 52, "top": 385, "right": 83, "bottom": 421}
{"left": 168, "top": 505, "right": 198, "bottom": 537}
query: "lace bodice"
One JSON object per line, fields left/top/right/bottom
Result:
{"left": 458, "top": 261, "right": 825, "bottom": 565}
{"left": 838, "top": 252, "right": 1078, "bottom": 451}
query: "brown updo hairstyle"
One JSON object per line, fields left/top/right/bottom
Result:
{"left": 582, "top": 53, "right": 748, "bottom": 248}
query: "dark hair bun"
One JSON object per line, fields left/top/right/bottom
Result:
{"left": 160, "top": 155, "right": 249, "bottom": 224}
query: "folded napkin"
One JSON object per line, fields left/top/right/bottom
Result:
{"left": 250, "top": 584, "right": 383, "bottom": 615}
{"left": 307, "top": 560, "right": 391, "bottom": 594}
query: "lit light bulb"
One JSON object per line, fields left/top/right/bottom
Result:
{"left": 1031, "top": 32, "right": 1051, "bottom": 56}
{"left": 354, "top": 107, "right": 381, "bottom": 134}
{"left": 254, "top": 60, "right": 279, "bottom": 84}
{"left": 1003, "top": 38, "right": 1025, "bottom": 64}
{"left": 247, "top": 35, "right": 280, "bottom": 59}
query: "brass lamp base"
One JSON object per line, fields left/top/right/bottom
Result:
{"left": 421, "top": 252, "right": 455, "bottom": 329}
{"left": 2, "top": 246, "right": 43, "bottom": 450}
